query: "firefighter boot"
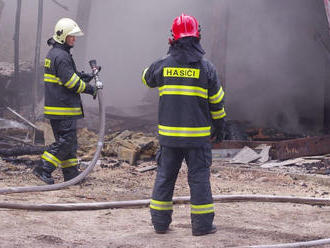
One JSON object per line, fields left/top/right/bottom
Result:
{"left": 192, "top": 225, "right": 217, "bottom": 236}
{"left": 62, "top": 166, "right": 81, "bottom": 182}
{"left": 33, "top": 160, "right": 56, "bottom": 185}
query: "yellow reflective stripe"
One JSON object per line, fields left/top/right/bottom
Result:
{"left": 81, "top": 81, "right": 86, "bottom": 93}
{"left": 159, "top": 85, "right": 208, "bottom": 99}
{"left": 76, "top": 80, "right": 86, "bottom": 93}
{"left": 61, "top": 158, "right": 78, "bottom": 168}
{"left": 44, "top": 58, "right": 51, "bottom": 68}
{"left": 65, "top": 73, "right": 79, "bottom": 88}
{"left": 41, "top": 151, "right": 61, "bottom": 167}
{"left": 158, "top": 125, "right": 211, "bottom": 137}
{"left": 44, "top": 106, "right": 82, "bottom": 116}
{"left": 163, "top": 67, "right": 200, "bottom": 79}
{"left": 210, "top": 108, "right": 226, "bottom": 120}
{"left": 209, "top": 87, "right": 224, "bottom": 104}
{"left": 44, "top": 74, "right": 62, "bottom": 84}
{"left": 191, "top": 204, "right": 215, "bottom": 214}
{"left": 150, "top": 199, "right": 173, "bottom": 211}
{"left": 142, "top": 67, "right": 150, "bottom": 87}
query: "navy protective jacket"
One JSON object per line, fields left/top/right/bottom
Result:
{"left": 43, "top": 39, "right": 94, "bottom": 120}
{"left": 142, "top": 37, "right": 226, "bottom": 147}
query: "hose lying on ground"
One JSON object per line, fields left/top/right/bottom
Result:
{"left": 0, "top": 194, "right": 329, "bottom": 210}
{"left": 0, "top": 194, "right": 329, "bottom": 248}
{"left": 243, "top": 238, "right": 330, "bottom": 248}
{"left": 0, "top": 90, "right": 105, "bottom": 195}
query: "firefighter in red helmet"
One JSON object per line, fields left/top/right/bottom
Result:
{"left": 142, "top": 13, "right": 226, "bottom": 236}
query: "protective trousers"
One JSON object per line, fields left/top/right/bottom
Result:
{"left": 41, "top": 119, "right": 78, "bottom": 177}
{"left": 150, "top": 144, "right": 214, "bottom": 233}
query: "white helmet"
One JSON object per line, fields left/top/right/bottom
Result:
{"left": 53, "top": 18, "right": 84, "bottom": 44}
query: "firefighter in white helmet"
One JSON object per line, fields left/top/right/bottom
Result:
{"left": 33, "top": 18, "right": 98, "bottom": 184}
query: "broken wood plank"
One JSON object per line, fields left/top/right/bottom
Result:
{"left": 260, "top": 158, "right": 305, "bottom": 168}
{"left": 136, "top": 165, "right": 157, "bottom": 173}
{"left": 0, "top": 145, "right": 46, "bottom": 157}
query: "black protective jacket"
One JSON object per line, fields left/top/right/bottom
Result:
{"left": 43, "top": 39, "right": 94, "bottom": 120}
{"left": 142, "top": 37, "right": 226, "bottom": 147}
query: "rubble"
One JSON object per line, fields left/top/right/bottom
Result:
{"left": 76, "top": 128, "right": 158, "bottom": 165}
{"left": 102, "top": 130, "right": 158, "bottom": 165}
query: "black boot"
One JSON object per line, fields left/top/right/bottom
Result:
{"left": 192, "top": 224, "right": 217, "bottom": 236}
{"left": 33, "top": 160, "right": 56, "bottom": 185}
{"left": 62, "top": 166, "right": 81, "bottom": 182}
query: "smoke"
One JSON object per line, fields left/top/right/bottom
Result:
{"left": 0, "top": 0, "right": 329, "bottom": 134}
{"left": 224, "top": 0, "right": 328, "bottom": 133}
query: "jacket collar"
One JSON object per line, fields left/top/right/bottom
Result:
{"left": 47, "top": 38, "right": 72, "bottom": 53}
{"left": 168, "top": 37, "right": 205, "bottom": 64}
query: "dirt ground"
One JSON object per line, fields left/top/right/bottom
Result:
{"left": 0, "top": 156, "right": 330, "bottom": 248}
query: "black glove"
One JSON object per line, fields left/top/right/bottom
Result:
{"left": 211, "top": 118, "right": 226, "bottom": 143}
{"left": 83, "top": 84, "right": 97, "bottom": 100}
{"left": 79, "top": 71, "right": 94, "bottom": 83}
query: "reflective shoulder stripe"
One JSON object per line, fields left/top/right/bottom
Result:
{"left": 210, "top": 108, "right": 226, "bottom": 120}
{"left": 158, "top": 125, "right": 211, "bottom": 137}
{"left": 159, "top": 85, "right": 208, "bottom": 99}
{"left": 142, "top": 67, "right": 150, "bottom": 87}
{"left": 150, "top": 199, "right": 173, "bottom": 211}
{"left": 163, "top": 67, "right": 200, "bottom": 79}
{"left": 209, "top": 87, "right": 224, "bottom": 104}
{"left": 61, "top": 158, "right": 78, "bottom": 168}
{"left": 191, "top": 203, "right": 215, "bottom": 214}
{"left": 44, "top": 106, "right": 82, "bottom": 116}
{"left": 64, "top": 73, "right": 79, "bottom": 88}
{"left": 41, "top": 151, "right": 61, "bottom": 167}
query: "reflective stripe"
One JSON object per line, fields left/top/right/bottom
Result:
{"left": 44, "top": 73, "right": 62, "bottom": 85}
{"left": 209, "top": 87, "right": 224, "bottom": 104}
{"left": 191, "top": 204, "right": 215, "bottom": 214}
{"left": 41, "top": 151, "right": 61, "bottom": 168}
{"left": 76, "top": 80, "right": 86, "bottom": 93}
{"left": 61, "top": 158, "right": 78, "bottom": 168}
{"left": 81, "top": 81, "right": 86, "bottom": 93}
{"left": 65, "top": 73, "right": 79, "bottom": 88}
{"left": 158, "top": 125, "right": 211, "bottom": 137}
{"left": 44, "top": 58, "right": 51, "bottom": 68}
{"left": 159, "top": 85, "right": 208, "bottom": 99}
{"left": 150, "top": 199, "right": 173, "bottom": 211}
{"left": 44, "top": 106, "right": 82, "bottom": 116}
{"left": 163, "top": 67, "right": 200, "bottom": 79}
{"left": 142, "top": 67, "right": 150, "bottom": 87}
{"left": 210, "top": 108, "right": 226, "bottom": 120}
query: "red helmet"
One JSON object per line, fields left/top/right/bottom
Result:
{"left": 170, "top": 13, "right": 200, "bottom": 42}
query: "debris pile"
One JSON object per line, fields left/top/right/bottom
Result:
{"left": 213, "top": 144, "right": 330, "bottom": 176}
{"left": 0, "top": 61, "right": 37, "bottom": 108}
{"left": 0, "top": 118, "right": 29, "bottom": 148}
{"left": 77, "top": 128, "right": 158, "bottom": 165}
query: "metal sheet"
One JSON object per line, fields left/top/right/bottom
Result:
{"left": 212, "top": 135, "right": 330, "bottom": 160}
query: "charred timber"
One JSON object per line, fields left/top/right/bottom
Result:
{"left": 0, "top": 145, "right": 46, "bottom": 157}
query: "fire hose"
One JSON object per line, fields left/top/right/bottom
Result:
{"left": 0, "top": 60, "right": 105, "bottom": 195}
{"left": 0, "top": 195, "right": 329, "bottom": 248}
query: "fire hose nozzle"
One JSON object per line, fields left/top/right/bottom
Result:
{"left": 88, "top": 59, "right": 103, "bottom": 91}
{"left": 89, "top": 59, "right": 101, "bottom": 76}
